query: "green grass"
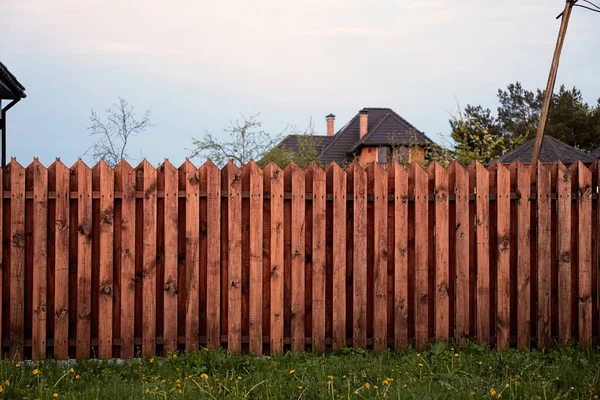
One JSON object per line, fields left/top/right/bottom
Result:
{"left": 1, "top": 343, "right": 600, "bottom": 399}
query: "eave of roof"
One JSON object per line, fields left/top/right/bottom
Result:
{"left": 0, "top": 62, "right": 26, "bottom": 99}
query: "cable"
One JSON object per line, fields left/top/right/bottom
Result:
{"left": 580, "top": 0, "right": 600, "bottom": 10}
{"left": 574, "top": 4, "right": 600, "bottom": 12}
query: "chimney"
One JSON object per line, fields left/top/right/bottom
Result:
{"left": 326, "top": 114, "right": 336, "bottom": 136}
{"left": 359, "top": 109, "right": 368, "bottom": 138}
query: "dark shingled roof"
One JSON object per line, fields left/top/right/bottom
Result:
{"left": 0, "top": 62, "right": 26, "bottom": 100}
{"left": 498, "top": 135, "right": 595, "bottom": 164}
{"left": 278, "top": 134, "right": 335, "bottom": 155}
{"left": 591, "top": 147, "right": 600, "bottom": 160}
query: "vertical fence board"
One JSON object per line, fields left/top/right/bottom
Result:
{"left": 10, "top": 160, "right": 26, "bottom": 359}
{"left": 453, "top": 162, "right": 469, "bottom": 339}
{"left": 367, "top": 163, "right": 387, "bottom": 351}
{"left": 264, "top": 164, "right": 284, "bottom": 354}
{"left": 434, "top": 163, "right": 449, "bottom": 342}
{"left": 496, "top": 163, "right": 511, "bottom": 350}
{"left": 74, "top": 160, "right": 92, "bottom": 359}
{"left": 115, "top": 161, "right": 135, "bottom": 359}
{"left": 475, "top": 163, "right": 490, "bottom": 344}
{"left": 224, "top": 162, "right": 242, "bottom": 353}
{"left": 412, "top": 164, "right": 429, "bottom": 349}
{"left": 308, "top": 164, "right": 326, "bottom": 353}
{"left": 51, "top": 161, "right": 69, "bottom": 359}
{"left": 245, "top": 162, "right": 263, "bottom": 355}
{"left": 537, "top": 163, "right": 551, "bottom": 349}
{"left": 392, "top": 164, "right": 408, "bottom": 348}
{"left": 557, "top": 162, "right": 571, "bottom": 344}
{"left": 348, "top": 164, "right": 367, "bottom": 349}
{"left": 31, "top": 161, "right": 48, "bottom": 360}
{"left": 516, "top": 163, "right": 531, "bottom": 349}
{"left": 577, "top": 162, "right": 592, "bottom": 345}
{"left": 161, "top": 161, "right": 178, "bottom": 352}
{"left": 328, "top": 164, "right": 346, "bottom": 350}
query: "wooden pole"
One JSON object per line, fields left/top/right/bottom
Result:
{"left": 531, "top": 0, "right": 577, "bottom": 165}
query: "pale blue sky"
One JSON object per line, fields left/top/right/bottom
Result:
{"left": 1, "top": 0, "right": 599, "bottom": 167}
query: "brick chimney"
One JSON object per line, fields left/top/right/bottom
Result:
{"left": 359, "top": 109, "right": 368, "bottom": 138}
{"left": 326, "top": 114, "right": 335, "bottom": 136}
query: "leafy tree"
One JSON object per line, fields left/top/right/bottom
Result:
{"left": 190, "top": 113, "right": 284, "bottom": 167}
{"left": 258, "top": 121, "right": 323, "bottom": 169}
{"left": 84, "top": 97, "right": 152, "bottom": 167}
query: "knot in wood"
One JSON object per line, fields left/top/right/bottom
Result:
{"left": 55, "top": 220, "right": 68, "bottom": 231}
{"left": 275, "top": 222, "right": 281, "bottom": 233}
{"left": 233, "top": 174, "right": 240, "bottom": 182}
{"left": 231, "top": 280, "right": 239, "bottom": 288}
{"left": 55, "top": 308, "right": 68, "bottom": 319}
{"left": 271, "top": 265, "right": 279, "bottom": 278}
{"left": 562, "top": 173, "right": 570, "bottom": 182}
{"left": 77, "top": 221, "right": 92, "bottom": 238}
{"left": 294, "top": 248, "right": 300, "bottom": 256}
{"left": 272, "top": 170, "right": 279, "bottom": 180}
{"left": 559, "top": 251, "right": 570, "bottom": 263}
{"left": 101, "top": 208, "right": 114, "bottom": 225}
{"left": 189, "top": 173, "right": 200, "bottom": 185}
{"left": 501, "top": 239, "right": 509, "bottom": 250}
{"left": 12, "top": 233, "right": 25, "bottom": 249}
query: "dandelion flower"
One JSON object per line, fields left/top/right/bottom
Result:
{"left": 365, "top": 383, "right": 370, "bottom": 390}
{"left": 5, "top": 380, "right": 10, "bottom": 386}
{"left": 290, "top": 370, "right": 295, "bottom": 374}
{"left": 69, "top": 368, "right": 75, "bottom": 373}
{"left": 176, "top": 379, "right": 181, "bottom": 383}
{"left": 490, "top": 388, "right": 497, "bottom": 396}
{"left": 418, "top": 363, "right": 424, "bottom": 367}
{"left": 15, "top": 364, "right": 20, "bottom": 368}
{"left": 382, "top": 379, "right": 390, "bottom": 386}
{"left": 328, "top": 376, "right": 334, "bottom": 380}
{"left": 76, "top": 375, "right": 80, "bottom": 380}
{"left": 416, "top": 353, "right": 421, "bottom": 357}
{"left": 33, "top": 369, "right": 41, "bottom": 375}
{"left": 150, "top": 358, "right": 154, "bottom": 363}
{"left": 53, "top": 394, "right": 59, "bottom": 398}
{"left": 479, "top": 361, "right": 483, "bottom": 365}
{"left": 454, "top": 353, "right": 459, "bottom": 358}
{"left": 403, "top": 384, "right": 408, "bottom": 388}
{"left": 237, "top": 376, "right": 242, "bottom": 381}
{"left": 173, "top": 354, "right": 177, "bottom": 359}
{"left": 362, "top": 373, "right": 367, "bottom": 378}
{"left": 0, "top": 387, "right": 3, "bottom": 393}
{"left": 201, "top": 374, "right": 208, "bottom": 380}
{"left": 298, "top": 386, "right": 303, "bottom": 390}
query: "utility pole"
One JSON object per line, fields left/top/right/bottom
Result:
{"left": 531, "top": 0, "right": 577, "bottom": 165}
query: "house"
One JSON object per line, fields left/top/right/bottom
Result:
{"left": 497, "top": 135, "right": 595, "bottom": 164}
{"left": 277, "top": 107, "right": 437, "bottom": 167}
{"left": 0, "top": 61, "right": 26, "bottom": 167}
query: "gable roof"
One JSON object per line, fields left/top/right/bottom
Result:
{"left": 278, "top": 134, "right": 335, "bottom": 155}
{"left": 0, "top": 62, "right": 26, "bottom": 100}
{"left": 319, "top": 108, "right": 434, "bottom": 165}
{"left": 498, "top": 135, "right": 595, "bottom": 164}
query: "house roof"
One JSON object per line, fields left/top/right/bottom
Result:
{"left": 498, "top": 135, "right": 595, "bottom": 164}
{"left": 278, "top": 134, "right": 335, "bottom": 155}
{"left": 0, "top": 62, "right": 26, "bottom": 100}
{"left": 591, "top": 147, "right": 600, "bottom": 160}
{"left": 319, "top": 108, "right": 434, "bottom": 165}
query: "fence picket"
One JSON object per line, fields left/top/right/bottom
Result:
{"left": 475, "top": 162, "right": 490, "bottom": 344}
{"left": 9, "top": 160, "right": 25, "bottom": 359}
{"left": 412, "top": 163, "right": 429, "bottom": 349}
{"left": 434, "top": 163, "right": 449, "bottom": 342}
{"left": 537, "top": 162, "right": 551, "bottom": 349}
{"left": 391, "top": 163, "right": 408, "bottom": 348}
{"left": 496, "top": 163, "right": 511, "bottom": 350}
{"left": 451, "top": 162, "right": 469, "bottom": 339}
{"left": 556, "top": 162, "right": 571, "bottom": 344}
{"left": 577, "top": 162, "right": 592, "bottom": 345}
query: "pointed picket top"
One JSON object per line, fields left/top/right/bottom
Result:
{"left": 426, "top": 161, "right": 435, "bottom": 175}
{"left": 135, "top": 158, "right": 156, "bottom": 171}
{"left": 263, "top": 162, "right": 283, "bottom": 181}
{"left": 304, "top": 161, "right": 325, "bottom": 190}
{"left": 284, "top": 161, "right": 305, "bottom": 191}
{"left": 159, "top": 158, "right": 177, "bottom": 174}
{"left": 179, "top": 158, "right": 198, "bottom": 171}
{"left": 447, "top": 159, "right": 466, "bottom": 174}
{"left": 49, "top": 157, "right": 68, "bottom": 172}
{"left": 325, "top": 161, "right": 344, "bottom": 175}
{"left": 201, "top": 158, "right": 220, "bottom": 171}
{"left": 114, "top": 158, "right": 134, "bottom": 173}
{"left": 92, "top": 158, "right": 113, "bottom": 178}
{"left": 221, "top": 159, "right": 241, "bottom": 189}
{"left": 7, "top": 156, "right": 24, "bottom": 171}
{"left": 241, "top": 159, "right": 262, "bottom": 174}
{"left": 27, "top": 157, "right": 46, "bottom": 171}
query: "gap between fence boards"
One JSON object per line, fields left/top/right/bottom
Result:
{"left": 6, "top": 190, "right": 597, "bottom": 202}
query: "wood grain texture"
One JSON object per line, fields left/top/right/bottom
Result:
{"left": 537, "top": 162, "right": 551, "bottom": 349}
{"left": 577, "top": 162, "right": 592, "bottom": 346}
{"left": 516, "top": 163, "right": 531, "bottom": 349}
{"left": 307, "top": 164, "right": 326, "bottom": 353}
{"left": 246, "top": 162, "right": 263, "bottom": 355}
{"left": 391, "top": 163, "right": 408, "bottom": 349}
{"left": 95, "top": 161, "right": 114, "bottom": 359}
{"left": 496, "top": 163, "right": 511, "bottom": 350}
{"left": 556, "top": 162, "right": 572, "bottom": 345}
{"left": 264, "top": 163, "right": 284, "bottom": 354}
{"left": 412, "top": 164, "right": 429, "bottom": 349}
{"left": 161, "top": 161, "right": 179, "bottom": 352}
{"left": 434, "top": 163, "right": 449, "bottom": 342}
{"left": 475, "top": 162, "right": 490, "bottom": 344}
{"left": 328, "top": 163, "right": 346, "bottom": 351}
{"left": 224, "top": 161, "right": 242, "bottom": 353}
{"left": 30, "top": 160, "right": 48, "bottom": 360}
{"left": 452, "top": 161, "right": 469, "bottom": 339}
{"left": 10, "top": 160, "right": 26, "bottom": 359}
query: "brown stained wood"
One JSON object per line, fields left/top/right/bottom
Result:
{"left": 95, "top": 161, "right": 114, "bottom": 359}
{"left": 30, "top": 160, "right": 48, "bottom": 360}
{"left": 51, "top": 161, "right": 69, "bottom": 359}
{"left": 327, "top": 163, "right": 346, "bottom": 351}
{"left": 307, "top": 164, "right": 326, "bottom": 353}
{"left": 115, "top": 161, "right": 136, "bottom": 359}
{"left": 452, "top": 162, "right": 469, "bottom": 339}
{"left": 181, "top": 160, "right": 200, "bottom": 352}
{"left": 516, "top": 163, "right": 531, "bottom": 349}
{"left": 202, "top": 162, "right": 221, "bottom": 350}
{"left": 412, "top": 163, "right": 428, "bottom": 349}
{"left": 496, "top": 163, "right": 511, "bottom": 350}
{"left": 263, "top": 164, "right": 283, "bottom": 354}
{"left": 390, "top": 164, "right": 408, "bottom": 349}
{"left": 434, "top": 163, "right": 449, "bottom": 342}
{"left": 285, "top": 163, "right": 305, "bottom": 352}
{"left": 10, "top": 160, "right": 26, "bottom": 359}
{"left": 244, "top": 162, "right": 263, "bottom": 355}
{"left": 367, "top": 163, "right": 387, "bottom": 351}
{"left": 347, "top": 164, "right": 367, "bottom": 349}
{"left": 475, "top": 162, "right": 490, "bottom": 344}
{"left": 537, "top": 163, "right": 551, "bottom": 349}
{"left": 138, "top": 161, "right": 157, "bottom": 356}
{"left": 224, "top": 161, "right": 242, "bottom": 353}
{"left": 74, "top": 160, "right": 92, "bottom": 359}
{"left": 161, "top": 161, "right": 178, "bottom": 352}
{"left": 577, "top": 162, "right": 592, "bottom": 346}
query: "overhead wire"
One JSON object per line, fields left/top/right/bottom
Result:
{"left": 580, "top": 0, "right": 600, "bottom": 10}
{"left": 574, "top": 4, "right": 600, "bottom": 13}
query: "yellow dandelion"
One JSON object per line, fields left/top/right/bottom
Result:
{"left": 490, "top": 388, "right": 497, "bottom": 396}
{"left": 479, "top": 361, "right": 483, "bottom": 365}
{"left": 5, "top": 380, "right": 10, "bottom": 386}
{"left": 451, "top": 347, "right": 454, "bottom": 351}
{"left": 237, "top": 376, "right": 242, "bottom": 381}
{"left": 403, "top": 384, "right": 408, "bottom": 388}
{"left": 53, "top": 394, "right": 59, "bottom": 399}
{"left": 418, "top": 363, "right": 424, "bottom": 367}
{"left": 178, "top": 389, "right": 182, "bottom": 394}
{"left": 454, "top": 353, "right": 459, "bottom": 358}
{"left": 416, "top": 353, "right": 421, "bottom": 357}
{"left": 374, "top": 385, "right": 379, "bottom": 389}
{"left": 328, "top": 376, "right": 334, "bottom": 380}
{"left": 161, "top": 379, "right": 166, "bottom": 384}
{"left": 176, "top": 379, "right": 181, "bottom": 383}
{"left": 201, "top": 373, "right": 208, "bottom": 380}
{"left": 413, "top": 378, "right": 417, "bottom": 382}
{"left": 76, "top": 375, "right": 80, "bottom": 380}
{"left": 365, "top": 383, "right": 371, "bottom": 390}
{"left": 382, "top": 379, "right": 390, "bottom": 386}
{"left": 290, "top": 370, "right": 295, "bottom": 374}
{"left": 33, "top": 369, "right": 41, "bottom": 375}
{"left": 0, "top": 387, "right": 3, "bottom": 393}
{"left": 343, "top": 375, "right": 347, "bottom": 379}
{"left": 298, "top": 386, "right": 303, "bottom": 390}
{"left": 204, "top": 347, "right": 208, "bottom": 351}
{"left": 173, "top": 354, "right": 177, "bottom": 358}
{"left": 69, "top": 368, "right": 75, "bottom": 373}
{"left": 15, "top": 363, "right": 20, "bottom": 368}
{"left": 150, "top": 358, "right": 154, "bottom": 363}
{"left": 146, "top": 389, "right": 150, "bottom": 394}
{"left": 362, "top": 373, "right": 367, "bottom": 378}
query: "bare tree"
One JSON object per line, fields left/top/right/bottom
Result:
{"left": 190, "top": 113, "right": 285, "bottom": 167}
{"left": 84, "top": 97, "right": 152, "bottom": 167}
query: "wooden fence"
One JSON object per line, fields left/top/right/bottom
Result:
{"left": 1, "top": 158, "right": 599, "bottom": 360}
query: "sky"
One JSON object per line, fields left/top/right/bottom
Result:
{"left": 1, "top": 0, "right": 599, "bottom": 168}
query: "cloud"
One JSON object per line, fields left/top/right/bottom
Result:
{"left": 302, "top": 27, "right": 394, "bottom": 37}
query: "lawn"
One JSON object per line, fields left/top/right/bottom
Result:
{"left": 1, "top": 343, "right": 600, "bottom": 399}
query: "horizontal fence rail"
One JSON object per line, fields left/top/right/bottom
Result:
{"left": 1, "top": 158, "right": 600, "bottom": 360}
